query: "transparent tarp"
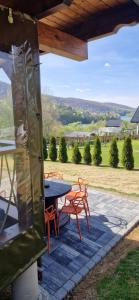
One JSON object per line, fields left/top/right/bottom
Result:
{"left": 0, "top": 48, "right": 33, "bottom": 243}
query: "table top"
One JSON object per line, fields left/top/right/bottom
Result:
{"left": 44, "top": 180, "right": 71, "bottom": 199}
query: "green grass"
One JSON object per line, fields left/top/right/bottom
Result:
{"left": 97, "top": 248, "right": 139, "bottom": 300}
{"left": 67, "top": 140, "right": 139, "bottom": 169}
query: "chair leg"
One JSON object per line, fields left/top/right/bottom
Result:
{"left": 76, "top": 214, "right": 82, "bottom": 240}
{"left": 84, "top": 204, "right": 90, "bottom": 232}
{"left": 86, "top": 197, "right": 90, "bottom": 217}
{"left": 54, "top": 217, "right": 57, "bottom": 237}
{"left": 58, "top": 211, "right": 61, "bottom": 235}
{"left": 47, "top": 221, "right": 50, "bottom": 254}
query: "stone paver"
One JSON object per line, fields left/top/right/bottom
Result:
{"left": 40, "top": 189, "right": 139, "bottom": 300}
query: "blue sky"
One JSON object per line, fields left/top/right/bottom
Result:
{"left": 40, "top": 24, "right": 139, "bottom": 108}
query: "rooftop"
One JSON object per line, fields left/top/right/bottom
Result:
{"left": 131, "top": 106, "right": 139, "bottom": 123}
{"left": 106, "top": 119, "right": 122, "bottom": 127}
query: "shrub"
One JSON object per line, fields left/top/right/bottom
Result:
{"left": 109, "top": 138, "right": 119, "bottom": 168}
{"left": 72, "top": 144, "right": 82, "bottom": 164}
{"left": 49, "top": 136, "right": 57, "bottom": 161}
{"left": 43, "top": 137, "right": 48, "bottom": 160}
{"left": 93, "top": 137, "right": 102, "bottom": 166}
{"left": 59, "top": 137, "right": 68, "bottom": 163}
{"left": 122, "top": 137, "right": 134, "bottom": 170}
{"left": 83, "top": 142, "right": 92, "bottom": 165}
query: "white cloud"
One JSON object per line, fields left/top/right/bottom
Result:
{"left": 104, "top": 62, "right": 111, "bottom": 68}
{"left": 76, "top": 88, "right": 92, "bottom": 93}
{"left": 76, "top": 88, "right": 84, "bottom": 93}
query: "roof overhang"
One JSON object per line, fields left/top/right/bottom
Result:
{"left": 0, "top": 1, "right": 139, "bottom": 61}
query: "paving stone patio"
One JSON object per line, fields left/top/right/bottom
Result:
{"left": 40, "top": 189, "right": 139, "bottom": 300}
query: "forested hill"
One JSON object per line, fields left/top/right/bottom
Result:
{"left": 0, "top": 81, "right": 134, "bottom": 115}
{"left": 47, "top": 95, "right": 134, "bottom": 115}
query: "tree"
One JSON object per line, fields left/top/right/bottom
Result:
{"left": 42, "top": 95, "right": 63, "bottom": 138}
{"left": 109, "top": 138, "right": 119, "bottom": 168}
{"left": 93, "top": 137, "right": 102, "bottom": 166}
{"left": 72, "top": 144, "right": 82, "bottom": 164}
{"left": 49, "top": 136, "right": 57, "bottom": 161}
{"left": 122, "top": 137, "right": 134, "bottom": 170}
{"left": 83, "top": 142, "right": 92, "bottom": 165}
{"left": 43, "top": 137, "right": 48, "bottom": 160}
{"left": 59, "top": 137, "right": 68, "bottom": 163}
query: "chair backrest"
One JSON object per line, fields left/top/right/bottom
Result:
{"left": 71, "top": 197, "right": 85, "bottom": 211}
{"left": 44, "top": 172, "right": 63, "bottom": 180}
{"left": 45, "top": 205, "right": 56, "bottom": 222}
{"left": 78, "top": 178, "right": 88, "bottom": 193}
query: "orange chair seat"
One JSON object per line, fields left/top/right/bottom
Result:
{"left": 66, "top": 191, "right": 86, "bottom": 201}
{"left": 61, "top": 205, "right": 82, "bottom": 215}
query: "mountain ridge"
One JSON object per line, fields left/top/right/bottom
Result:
{"left": 46, "top": 94, "right": 134, "bottom": 115}
{"left": 0, "top": 81, "right": 135, "bottom": 115}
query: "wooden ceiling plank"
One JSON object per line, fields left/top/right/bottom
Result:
{"left": 73, "top": 0, "right": 99, "bottom": 13}
{"left": 66, "top": 2, "right": 139, "bottom": 40}
{"left": 37, "top": 0, "right": 73, "bottom": 19}
{"left": 87, "top": 0, "right": 110, "bottom": 10}
{"left": 69, "top": 3, "right": 90, "bottom": 18}
{"left": 40, "top": 18, "right": 64, "bottom": 30}
{"left": 38, "top": 21, "right": 88, "bottom": 61}
{"left": 54, "top": 11, "right": 76, "bottom": 22}
{"left": 46, "top": 14, "right": 70, "bottom": 26}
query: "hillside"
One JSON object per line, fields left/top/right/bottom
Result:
{"left": 47, "top": 95, "right": 134, "bottom": 115}
{"left": 0, "top": 81, "right": 134, "bottom": 115}
{"left": 49, "top": 96, "right": 135, "bottom": 115}
{"left": 0, "top": 81, "right": 10, "bottom": 98}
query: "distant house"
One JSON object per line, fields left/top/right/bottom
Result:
{"left": 131, "top": 106, "right": 139, "bottom": 135}
{"left": 106, "top": 119, "right": 122, "bottom": 128}
{"left": 98, "top": 127, "right": 121, "bottom": 136}
{"left": 64, "top": 131, "right": 91, "bottom": 142}
{"left": 97, "top": 119, "right": 122, "bottom": 136}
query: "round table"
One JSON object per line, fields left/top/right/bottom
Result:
{"left": 44, "top": 180, "right": 72, "bottom": 228}
{"left": 44, "top": 180, "right": 71, "bottom": 202}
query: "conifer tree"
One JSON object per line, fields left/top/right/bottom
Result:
{"left": 72, "top": 143, "right": 82, "bottom": 164}
{"left": 83, "top": 142, "right": 92, "bottom": 165}
{"left": 109, "top": 138, "right": 119, "bottom": 168}
{"left": 59, "top": 137, "right": 68, "bottom": 163}
{"left": 43, "top": 137, "right": 48, "bottom": 160}
{"left": 122, "top": 137, "right": 134, "bottom": 170}
{"left": 93, "top": 137, "right": 102, "bottom": 166}
{"left": 49, "top": 136, "right": 57, "bottom": 161}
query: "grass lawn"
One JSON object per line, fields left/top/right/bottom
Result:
{"left": 97, "top": 248, "right": 139, "bottom": 300}
{"left": 44, "top": 160, "right": 139, "bottom": 196}
{"left": 67, "top": 140, "right": 139, "bottom": 169}
{"left": 45, "top": 139, "right": 139, "bottom": 196}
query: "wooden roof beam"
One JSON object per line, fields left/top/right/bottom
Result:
{"left": 38, "top": 22, "right": 88, "bottom": 61}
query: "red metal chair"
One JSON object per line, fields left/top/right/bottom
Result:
{"left": 58, "top": 196, "right": 90, "bottom": 240}
{"left": 44, "top": 205, "right": 57, "bottom": 254}
{"left": 65, "top": 178, "right": 90, "bottom": 218}
{"left": 44, "top": 172, "right": 63, "bottom": 180}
